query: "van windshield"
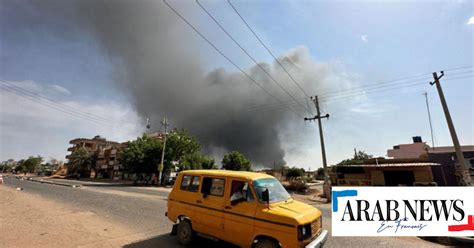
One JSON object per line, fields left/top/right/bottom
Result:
{"left": 253, "top": 178, "right": 291, "bottom": 203}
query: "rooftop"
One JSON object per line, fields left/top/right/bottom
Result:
{"left": 428, "top": 146, "right": 474, "bottom": 154}
{"left": 337, "top": 158, "right": 440, "bottom": 167}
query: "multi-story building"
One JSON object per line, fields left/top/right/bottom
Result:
{"left": 66, "top": 135, "right": 120, "bottom": 159}
{"left": 66, "top": 135, "right": 121, "bottom": 178}
{"left": 66, "top": 133, "right": 166, "bottom": 180}
{"left": 94, "top": 143, "right": 128, "bottom": 180}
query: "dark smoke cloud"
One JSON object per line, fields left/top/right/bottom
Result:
{"left": 3, "top": 0, "right": 340, "bottom": 167}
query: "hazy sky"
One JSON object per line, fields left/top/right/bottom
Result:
{"left": 1, "top": 0, "right": 473, "bottom": 169}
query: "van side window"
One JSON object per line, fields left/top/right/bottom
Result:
{"left": 188, "top": 176, "right": 200, "bottom": 192}
{"left": 180, "top": 175, "right": 192, "bottom": 190}
{"left": 201, "top": 177, "right": 225, "bottom": 196}
{"left": 230, "top": 180, "right": 254, "bottom": 205}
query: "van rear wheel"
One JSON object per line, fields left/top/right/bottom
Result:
{"left": 255, "top": 239, "right": 279, "bottom": 248}
{"left": 177, "top": 220, "right": 194, "bottom": 245}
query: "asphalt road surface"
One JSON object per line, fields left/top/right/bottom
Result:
{"left": 3, "top": 177, "right": 445, "bottom": 248}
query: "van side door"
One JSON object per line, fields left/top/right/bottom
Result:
{"left": 193, "top": 176, "right": 226, "bottom": 238}
{"left": 169, "top": 174, "right": 200, "bottom": 222}
{"left": 223, "top": 178, "right": 257, "bottom": 246}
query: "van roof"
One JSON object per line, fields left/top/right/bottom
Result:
{"left": 179, "top": 170, "right": 274, "bottom": 180}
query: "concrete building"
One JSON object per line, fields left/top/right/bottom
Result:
{"left": 66, "top": 135, "right": 121, "bottom": 178}
{"left": 94, "top": 143, "right": 128, "bottom": 180}
{"left": 66, "top": 135, "right": 120, "bottom": 160}
{"left": 333, "top": 158, "right": 438, "bottom": 186}
{"left": 428, "top": 146, "right": 474, "bottom": 186}
{"left": 387, "top": 136, "right": 429, "bottom": 159}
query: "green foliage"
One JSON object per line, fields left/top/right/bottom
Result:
{"left": 285, "top": 166, "right": 305, "bottom": 179}
{"left": 165, "top": 129, "right": 201, "bottom": 164}
{"left": 68, "top": 148, "right": 95, "bottom": 176}
{"left": 338, "top": 150, "right": 373, "bottom": 165}
{"left": 15, "top": 156, "right": 43, "bottom": 173}
{"left": 316, "top": 167, "right": 325, "bottom": 179}
{"left": 1, "top": 159, "right": 15, "bottom": 172}
{"left": 120, "top": 129, "right": 202, "bottom": 174}
{"left": 221, "top": 151, "right": 251, "bottom": 171}
{"left": 181, "top": 153, "right": 217, "bottom": 170}
{"left": 119, "top": 136, "right": 162, "bottom": 174}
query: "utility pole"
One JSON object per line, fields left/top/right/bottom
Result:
{"left": 158, "top": 117, "right": 169, "bottom": 186}
{"left": 305, "top": 96, "right": 331, "bottom": 202}
{"left": 423, "top": 92, "right": 435, "bottom": 149}
{"left": 430, "top": 71, "right": 471, "bottom": 186}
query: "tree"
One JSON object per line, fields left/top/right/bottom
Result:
{"left": 120, "top": 129, "right": 202, "bottom": 175}
{"left": 120, "top": 136, "right": 162, "bottom": 174}
{"left": 222, "top": 151, "right": 251, "bottom": 171}
{"left": 338, "top": 150, "right": 373, "bottom": 165}
{"left": 68, "top": 148, "right": 95, "bottom": 177}
{"left": 316, "top": 167, "right": 325, "bottom": 179}
{"left": 181, "top": 153, "right": 217, "bottom": 170}
{"left": 285, "top": 166, "right": 305, "bottom": 179}
{"left": 24, "top": 156, "right": 43, "bottom": 173}
{"left": 1, "top": 159, "right": 16, "bottom": 173}
{"left": 165, "top": 129, "right": 201, "bottom": 163}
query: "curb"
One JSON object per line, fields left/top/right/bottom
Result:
{"left": 29, "top": 178, "right": 82, "bottom": 188}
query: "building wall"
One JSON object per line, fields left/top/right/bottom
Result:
{"left": 336, "top": 166, "right": 434, "bottom": 186}
{"left": 428, "top": 151, "right": 474, "bottom": 186}
{"left": 387, "top": 142, "right": 429, "bottom": 159}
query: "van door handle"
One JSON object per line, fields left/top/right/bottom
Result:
{"left": 224, "top": 206, "right": 232, "bottom": 210}
{"left": 196, "top": 200, "right": 202, "bottom": 204}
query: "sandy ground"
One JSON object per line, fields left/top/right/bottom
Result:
{"left": 0, "top": 186, "right": 157, "bottom": 248}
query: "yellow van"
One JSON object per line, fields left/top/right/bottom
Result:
{"left": 166, "top": 170, "right": 328, "bottom": 248}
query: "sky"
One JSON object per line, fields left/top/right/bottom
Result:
{"left": 0, "top": 0, "right": 473, "bottom": 169}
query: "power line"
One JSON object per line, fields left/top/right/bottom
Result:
{"left": 227, "top": 0, "right": 311, "bottom": 99}
{"left": 246, "top": 69, "right": 473, "bottom": 110}
{"left": 163, "top": 0, "right": 305, "bottom": 118}
{"left": 247, "top": 75, "right": 433, "bottom": 110}
{"left": 0, "top": 81, "right": 113, "bottom": 123}
{"left": 0, "top": 85, "right": 117, "bottom": 128}
{"left": 0, "top": 83, "right": 134, "bottom": 131}
{"left": 247, "top": 74, "right": 473, "bottom": 111}
{"left": 442, "top": 65, "right": 474, "bottom": 72}
{"left": 195, "top": 0, "right": 312, "bottom": 115}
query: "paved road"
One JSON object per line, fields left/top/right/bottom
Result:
{"left": 3, "top": 177, "right": 444, "bottom": 248}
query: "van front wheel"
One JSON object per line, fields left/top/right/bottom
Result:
{"left": 177, "top": 220, "right": 194, "bottom": 245}
{"left": 254, "top": 239, "right": 279, "bottom": 248}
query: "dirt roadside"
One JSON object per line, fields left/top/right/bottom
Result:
{"left": 0, "top": 186, "right": 158, "bottom": 248}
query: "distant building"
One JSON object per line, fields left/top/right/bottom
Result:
{"left": 145, "top": 132, "right": 165, "bottom": 140}
{"left": 387, "top": 136, "right": 429, "bottom": 159}
{"left": 353, "top": 136, "right": 474, "bottom": 186}
{"left": 428, "top": 146, "right": 474, "bottom": 186}
{"left": 66, "top": 135, "right": 120, "bottom": 160}
{"left": 94, "top": 143, "right": 128, "bottom": 180}
{"left": 66, "top": 135, "right": 121, "bottom": 178}
{"left": 260, "top": 169, "right": 286, "bottom": 181}
{"left": 334, "top": 158, "right": 439, "bottom": 186}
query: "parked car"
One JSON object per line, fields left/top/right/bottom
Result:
{"left": 166, "top": 170, "right": 328, "bottom": 248}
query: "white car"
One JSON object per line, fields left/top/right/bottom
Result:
{"left": 0, "top": 174, "right": 3, "bottom": 184}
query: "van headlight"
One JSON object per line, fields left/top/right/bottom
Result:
{"left": 297, "top": 224, "right": 312, "bottom": 240}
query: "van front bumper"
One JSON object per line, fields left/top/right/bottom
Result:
{"left": 305, "top": 230, "right": 329, "bottom": 248}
